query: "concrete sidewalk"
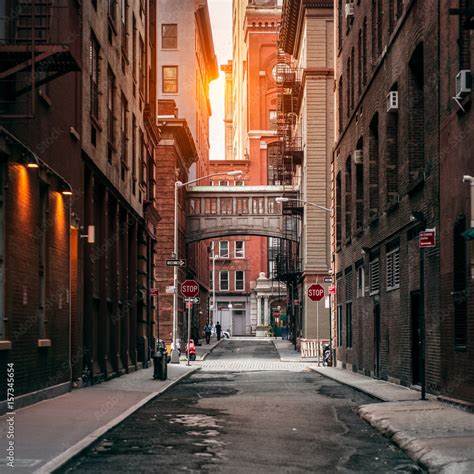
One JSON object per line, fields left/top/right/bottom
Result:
{"left": 0, "top": 351, "right": 211, "bottom": 473}
{"left": 274, "top": 339, "right": 474, "bottom": 472}
{"left": 272, "top": 338, "right": 319, "bottom": 363}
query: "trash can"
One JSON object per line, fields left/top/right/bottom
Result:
{"left": 153, "top": 351, "right": 167, "bottom": 380}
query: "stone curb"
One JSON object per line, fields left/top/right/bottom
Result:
{"left": 201, "top": 338, "right": 224, "bottom": 360}
{"left": 358, "top": 405, "right": 440, "bottom": 473}
{"left": 34, "top": 367, "right": 200, "bottom": 474}
{"left": 308, "top": 367, "right": 386, "bottom": 402}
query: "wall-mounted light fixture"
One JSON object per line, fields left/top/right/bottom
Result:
{"left": 80, "top": 225, "right": 95, "bottom": 244}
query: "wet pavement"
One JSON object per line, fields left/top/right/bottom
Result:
{"left": 59, "top": 340, "right": 422, "bottom": 473}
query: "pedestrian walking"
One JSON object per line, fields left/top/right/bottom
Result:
{"left": 215, "top": 321, "right": 222, "bottom": 340}
{"left": 204, "top": 321, "right": 212, "bottom": 344}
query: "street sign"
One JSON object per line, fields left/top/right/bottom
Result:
{"left": 165, "top": 286, "right": 175, "bottom": 294}
{"left": 185, "top": 297, "right": 200, "bottom": 304}
{"left": 328, "top": 286, "right": 336, "bottom": 295}
{"left": 324, "top": 276, "right": 333, "bottom": 284}
{"left": 181, "top": 279, "right": 199, "bottom": 298}
{"left": 419, "top": 230, "right": 436, "bottom": 248}
{"left": 149, "top": 288, "right": 159, "bottom": 297}
{"left": 186, "top": 302, "right": 193, "bottom": 309}
{"left": 166, "top": 259, "right": 186, "bottom": 267}
{"left": 308, "top": 284, "right": 325, "bottom": 302}
{"left": 293, "top": 299, "right": 300, "bottom": 306}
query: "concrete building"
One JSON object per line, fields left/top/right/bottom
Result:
{"left": 208, "top": 0, "right": 285, "bottom": 336}
{"left": 277, "top": 0, "right": 334, "bottom": 346}
{"left": 155, "top": 0, "right": 218, "bottom": 344}
{"left": 332, "top": 0, "right": 443, "bottom": 395}
{"left": 221, "top": 60, "right": 234, "bottom": 162}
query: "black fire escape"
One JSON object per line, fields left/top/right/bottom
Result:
{"left": 0, "top": 0, "right": 80, "bottom": 118}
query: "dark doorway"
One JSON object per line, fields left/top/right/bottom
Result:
{"left": 411, "top": 291, "right": 422, "bottom": 385}
{"left": 374, "top": 304, "right": 381, "bottom": 378}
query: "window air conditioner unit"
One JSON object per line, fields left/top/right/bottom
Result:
{"left": 354, "top": 149, "right": 363, "bottom": 164}
{"left": 387, "top": 91, "right": 398, "bottom": 112}
{"left": 456, "top": 70, "right": 472, "bottom": 97}
{"left": 345, "top": 3, "right": 354, "bottom": 19}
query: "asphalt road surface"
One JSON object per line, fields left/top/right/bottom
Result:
{"left": 59, "top": 340, "right": 422, "bottom": 473}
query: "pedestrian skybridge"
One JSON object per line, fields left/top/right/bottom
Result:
{"left": 185, "top": 185, "right": 300, "bottom": 243}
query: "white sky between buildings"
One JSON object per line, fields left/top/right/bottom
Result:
{"left": 208, "top": 0, "right": 232, "bottom": 161}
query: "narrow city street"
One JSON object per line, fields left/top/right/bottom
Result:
{"left": 59, "top": 340, "right": 421, "bottom": 473}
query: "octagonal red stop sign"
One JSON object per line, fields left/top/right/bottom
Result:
{"left": 181, "top": 279, "right": 199, "bottom": 298}
{"left": 308, "top": 284, "right": 325, "bottom": 302}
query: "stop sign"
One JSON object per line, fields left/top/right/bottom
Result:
{"left": 181, "top": 279, "right": 199, "bottom": 298}
{"left": 308, "top": 284, "right": 325, "bottom": 301}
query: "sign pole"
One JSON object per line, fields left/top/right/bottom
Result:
{"left": 317, "top": 299, "right": 320, "bottom": 366}
{"left": 187, "top": 304, "right": 191, "bottom": 366}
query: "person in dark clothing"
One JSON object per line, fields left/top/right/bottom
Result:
{"left": 215, "top": 322, "right": 222, "bottom": 340}
{"left": 204, "top": 322, "right": 212, "bottom": 344}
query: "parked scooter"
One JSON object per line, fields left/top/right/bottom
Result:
{"left": 323, "top": 343, "right": 332, "bottom": 367}
{"left": 185, "top": 339, "right": 197, "bottom": 361}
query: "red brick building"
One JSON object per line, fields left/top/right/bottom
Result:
{"left": 438, "top": 3, "right": 474, "bottom": 404}
{"left": 333, "top": 0, "right": 442, "bottom": 394}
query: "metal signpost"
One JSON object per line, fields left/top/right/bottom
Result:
{"left": 181, "top": 280, "right": 199, "bottom": 366}
{"left": 418, "top": 229, "right": 436, "bottom": 400}
{"left": 308, "top": 284, "right": 325, "bottom": 366}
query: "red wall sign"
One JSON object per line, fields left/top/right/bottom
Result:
{"left": 308, "top": 284, "right": 325, "bottom": 302}
{"left": 419, "top": 230, "right": 436, "bottom": 248}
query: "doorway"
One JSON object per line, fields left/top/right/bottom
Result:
{"left": 411, "top": 291, "right": 422, "bottom": 385}
{"left": 374, "top": 304, "right": 381, "bottom": 378}
{"left": 232, "top": 310, "right": 246, "bottom": 335}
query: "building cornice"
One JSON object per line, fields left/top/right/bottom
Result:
{"left": 280, "top": 0, "right": 333, "bottom": 56}
{"left": 195, "top": 4, "right": 219, "bottom": 81}
{"left": 157, "top": 118, "right": 198, "bottom": 168}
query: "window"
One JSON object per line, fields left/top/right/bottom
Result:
{"left": 355, "top": 138, "right": 364, "bottom": 229}
{"left": 337, "top": 305, "right": 343, "bottom": 347}
{"left": 219, "top": 241, "right": 229, "bottom": 258}
{"left": 453, "top": 216, "right": 467, "bottom": 349}
{"left": 163, "top": 66, "right": 178, "bottom": 93}
{"left": 189, "top": 198, "right": 200, "bottom": 214}
{"left": 90, "top": 31, "right": 100, "bottom": 119}
{"left": 107, "top": 66, "right": 115, "bottom": 148}
{"left": 139, "top": 36, "right": 145, "bottom": 94}
{"left": 204, "top": 198, "right": 217, "bottom": 214}
{"left": 221, "top": 197, "right": 232, "bottom": 214}
{"left": 236, "top": 197, "right": 249, "bottom": 214}
{"left": 252, "top": 197, "right": 264, "bottom": 214}
{"left": 408, "top": 43, "right": 425, "bottom": 181}
{"left": 346, "top": 302, "right": 353, "bottom": 348}
{"left": 235, "top": 180, "right": 244, "bottom": 186}
{"left": 362, "top": 17, "right": 367, "bottom": 86}
{"left": 120, "top": 93, "right": 127, "bottom": 169}
{"left": 235, "top": 271, "right": 245, "bottom": 291}
{"left": 235, "top": 241, "right": 245, "bottom": 258}
{"left": 220, "top": 271, "right": 229, "bottom": 291}
{"left": 386, "top": 85, "right": 399, "bottom": 204}
{"left": 162, "top": 24, "right": 177, "bottom": 49}
{"left": 336, "top": 171, "right": 342, "bottom": 247}
{"left": 369, "top": 258, "right": 380, "bottom": 295}
{"left": 218, "top": 180, "right": 229, "bottom": 186}
{"left": 386, "top": 248, "right": 400, "bottom": 290}
{"left": 345, "top": 157, "right": 352, "bottom": 239}
{"left": 357, "top": 265, "right": 365, "bottom": 298}
{"left": 209, "top": 271, "right": 213, "bottom": 290}
{"left": 121, "top": 0, "right": 128, "bottom": 55}
{"left": 369, "top": 114, "right": 379, "bottom": 219}
{"left": 269, "top": 110, "right": 277, "bottom": 130}
{"left": 108, "top": 0, "right": 117, "bottom": 23}
{"left": 338, "top": 76, "right": 343, "bottom": 133}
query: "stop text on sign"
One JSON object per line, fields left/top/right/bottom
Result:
{"left": 181, "top": 279, "right": 199, "bottom": 298}
{"left": 307, "top": 284, "right": 325, "bottom": 302}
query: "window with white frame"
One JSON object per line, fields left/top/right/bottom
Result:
{"left": 209, "top": 271, "right": 213, "bottom": 290}
{"left": 235, "top": 241, "right": 245, "bottom": 258}
{"left": 218, "top": 180, "right": 229, "bottom": 186}
{"left": 356, "top": 265, "right": 365, "bottom": 297}
{"left": 235, "top": 271, "right": 245, "bottom": 290}
{"left": 219, "top": 240, "right": 229, "bottom": 258}
{"left": 386, "top": 248, "right": 400, "bottom": 291}
{"left": 220, "top": 271, "right": 229, "bottom": 290}
{"left": 369, "top": 258, "right": 380, "bottom": 295}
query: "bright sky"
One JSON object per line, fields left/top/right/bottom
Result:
{"left": 208, "top": 0, "right": 232, "bottom": 161}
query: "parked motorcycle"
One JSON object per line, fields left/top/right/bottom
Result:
{"left": 323, "top": 343, "right": 332, "bottom": 367}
